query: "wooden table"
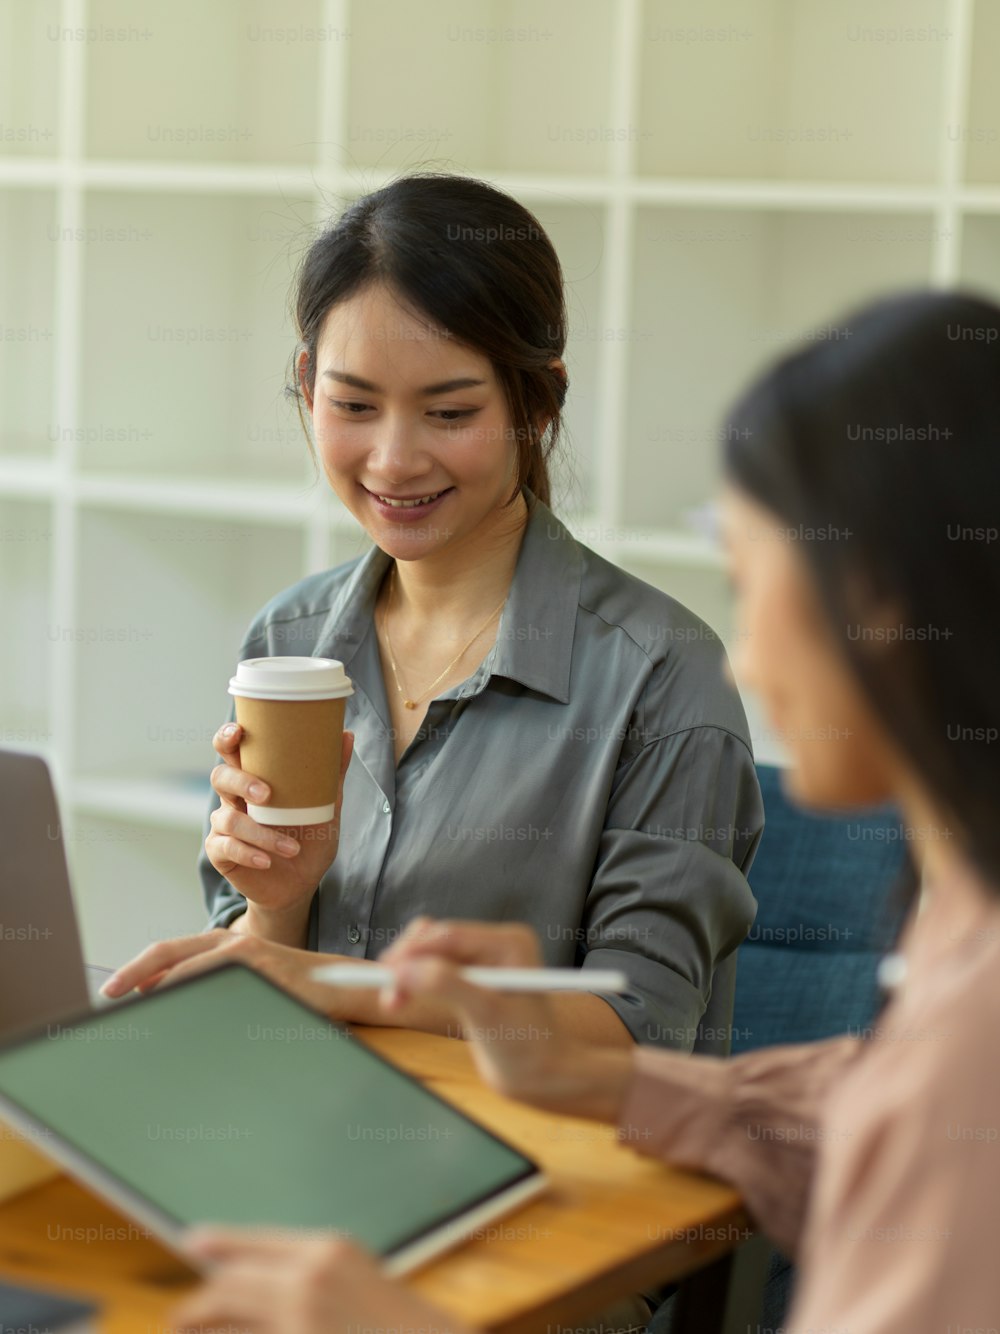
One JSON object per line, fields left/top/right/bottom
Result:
{"left": 0, "top": 1026, "right": 750, "bottom": 1333}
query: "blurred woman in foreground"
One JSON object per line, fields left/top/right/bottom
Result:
{"left": 175, "top": 291, "right": 1000, "bottom": 1334}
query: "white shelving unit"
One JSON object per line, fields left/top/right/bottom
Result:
{"left": 2, "top": 0, "right": 996, "bottom": 962}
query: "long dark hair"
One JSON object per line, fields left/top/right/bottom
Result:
{"left": 288, "top": 173, "right": 568, "bottom": 508}
{"left": 725, "top": 290, "right": 1000, "bottom": 890}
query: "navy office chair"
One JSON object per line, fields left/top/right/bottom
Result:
{"left": 730, "top": 763, "right": 909, "bottom": 1326}
{"left": 732, "top": 763, "right": 909, "bottom": 1053}
{"left": 651, "top": 763, "right": 909, "bottom": 1333}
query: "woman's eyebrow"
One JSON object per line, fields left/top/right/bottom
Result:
{"left": 321, "top": 369, "right": 487, "bottom": 395}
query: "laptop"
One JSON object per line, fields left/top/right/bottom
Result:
{"left": 0, "top": 750, "right": 92, "bottom": 1040}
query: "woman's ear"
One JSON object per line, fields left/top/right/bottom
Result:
{"left": 297, "top": 347, "right": 314, "bottom": 412}
{"left": 537, "top": 356, "right": 568, "bottom": 436}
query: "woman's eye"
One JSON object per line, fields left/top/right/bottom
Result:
{"left": 432, "top": 409, "right": 479, "bottom": 421}
{"left": 328, "top": 400, "right": 371, "bottom": 414}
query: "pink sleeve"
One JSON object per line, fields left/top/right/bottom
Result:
{"left": 618, "top": 1037, "right": 859, "bottom": 1258}
{"left": 785, "top": 1003, "right": 1000, "bottom": 1332}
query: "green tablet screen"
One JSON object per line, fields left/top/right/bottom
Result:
{"left": 0, "top": 964, "right": 538, "bottom": 1256}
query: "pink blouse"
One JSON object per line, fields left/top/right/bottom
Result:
{"left": 618, "top": 866, "right": 1000, "bottom": 1333}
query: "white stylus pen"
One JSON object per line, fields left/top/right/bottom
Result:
{"left": 311, "top": 964, "right": 631, "bottom": 994}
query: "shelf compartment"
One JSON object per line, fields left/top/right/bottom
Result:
{"left": 78, "top": 190, "right": 315, "bottom": 480}
{"left": 345, "top": 0, "right": 617, "bottom": 175}
{"left": 532, "top": 201, "right": 606, "bottom": 513}
{"left": 66, "top": 813, "right": 208, "bottom": 967}
{"left": 622, "top": 205, "right": 936, "bottom": 531}
{"left": 638, "top": 0, "right": 950, "bottom": 185}
{"left": 0, "top": 497, "right": 54, "bottom": 751}
{"left": 0, "top": 0, "right": 60, "bottom": 158}
{"left": 85, "top": 0, "right": 325, "bottom": 165}
{"left": 962, "top": 0, "right": 1000, "bottom": 186}
{"left": 72, "top": 507, "right": 304, "bottom": 781}
{"left": 0, "top": 190, "right": 57, "bottom": 459}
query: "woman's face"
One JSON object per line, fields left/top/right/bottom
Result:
{"left": 720, "top": 484, "right": 899, "bottom": 810}
{"left": 300, "top": 283, "right": 522, "bottom": 562}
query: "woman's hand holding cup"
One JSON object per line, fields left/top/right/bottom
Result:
{"left": 206, "top": 656, "right": 357, "bottom": 941}
{"left": 206, "top": 721, "right": 354, "bottom": 926}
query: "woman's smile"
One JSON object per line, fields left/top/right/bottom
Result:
{"left": 360, "top": 483, "right": 456, "bottom": 522}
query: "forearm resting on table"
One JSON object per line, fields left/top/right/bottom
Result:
{"left": 335, "top": 971, "right": 635, "bottom": 1046}
{"left": 226, "top": 904, "right": 635, "bottom": 1056}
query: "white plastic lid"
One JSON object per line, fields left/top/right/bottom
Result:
{"left": 228, "top": 656, "right": 354, "bottom": 701}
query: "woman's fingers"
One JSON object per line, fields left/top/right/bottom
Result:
{"left": 211, "top": 723, "right": 247, "bottom": 809}
{"left": 339, "top": 731, "right": 354, "bottom": 791}
{"left": 212, "top": 721, "right": 243, "bottom": 760}
{"left": 210, "top": 805, "right": 301, "bottom": 862}
{"left": 132, "top": 941, "right": 255, "bottom": 994}
{"left": 377, "top": 921, "right": 558, "bottom": 1101}
{"left": 173, "top": 1232, "right": 376, "bottom": 1334}
{"left": 205, "top": 829, "right": 270, "bottom": 873}
{"left": 211, "top": 759, "right": 270, "bottom": 810}
{"left": 211, "top": 721, "right": 273, "bottom": 816}
{"left": 173, "top": 1228, "right": 453, "bottom": 1334}
{"left": 171, "top": 1258, "right": 286, "bottom": 1331}
{"left": 184, "top": 1226, "right": 357, "bottom": 1264}
{"left": 211, "top": 727, "right": 353, "bottom": 820}
{"left": 99, "top": 931, "right": 233, "bottom": 998}
{"left": 382, "top": 919, "right": 543, "bottom": 970}
{"left": 380, "top": 956, "right": 504, "bottom": 1029}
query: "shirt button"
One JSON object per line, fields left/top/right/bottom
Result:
{"left": 347, "top": 925, "right": 361, "bottom": 945}
{"left": 383, "top": 800, "right": 391, "bottom": 814}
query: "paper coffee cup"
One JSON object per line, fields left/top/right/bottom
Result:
{"left": 228, "top": 657, "right": 354, "bottom": 825}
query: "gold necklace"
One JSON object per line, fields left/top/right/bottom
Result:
{"left": 381, "top": 565, "right": 506, "bottom": 710}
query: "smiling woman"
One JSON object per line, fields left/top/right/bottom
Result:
{"left": 291, "top": 173, "right": 564, "bottom": 513}
{"left": 106, "top": 174, "right": 763, "bottom": 1074}
{"left": 301, "top": 280, "right": 535, "bottom": 584}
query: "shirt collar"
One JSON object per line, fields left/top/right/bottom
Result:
{"left": 490, "top": 490, "right": 580, "bottom": 703}
{"left": 312, "top": 488, "right": 582, "bottom": 704}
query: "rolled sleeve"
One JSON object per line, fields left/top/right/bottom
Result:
{"left": 582, "top": 725, "right": 762, "bottom": 1048}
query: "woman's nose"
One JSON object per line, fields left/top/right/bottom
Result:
{"left": 365, "top": 419, "right": 432, "bottom": 482}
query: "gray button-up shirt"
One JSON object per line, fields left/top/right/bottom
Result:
{"left": 202, "top": 492, "right": 763, "bottom": 1048}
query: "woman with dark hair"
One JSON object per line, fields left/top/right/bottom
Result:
{"left": 104, "top": 174, "right": 762, "bottom": 1057}
{"left": 170, "top": 290, "right": 1000, "bottom": 1333}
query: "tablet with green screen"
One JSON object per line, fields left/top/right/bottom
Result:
{"left": 0, "top": 963, "right": 544, "bottom": 1274}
